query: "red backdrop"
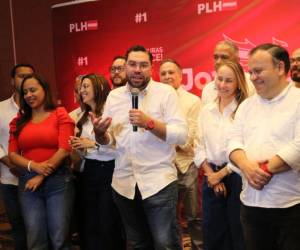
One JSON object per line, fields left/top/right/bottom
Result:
{"left": 52, "top": 0, "right": 300, "bottom": 111}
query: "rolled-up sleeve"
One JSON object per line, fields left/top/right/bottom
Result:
{"left": 194, "top": 111, "right": 206, "bottom": 167}
{"left": 276, "top": 104, "right": 300, "bottom": 171}
{"left": 165, "top": 89, "right": 187, "bottom": 145}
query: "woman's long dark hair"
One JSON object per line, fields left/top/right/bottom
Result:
{"left": 76, "top": 74, "right": 111, "bottom": 137}
{"left": 14, "top": 74, "right": 56, "bottom": 137}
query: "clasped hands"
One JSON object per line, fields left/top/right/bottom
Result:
{"left": 25, "top": 161, "right": 54, "bottom": 192}
{"left": 242, "top": 160, "right": 273, "bottom": 190}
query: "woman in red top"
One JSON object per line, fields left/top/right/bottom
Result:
{"left": 9, "top": 74, "right": 75, "bottom": 250}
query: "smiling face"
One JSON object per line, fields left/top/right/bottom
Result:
{"left": 215, "top": 64, "right": 238, "bottom": 100}
{"left": 159, "top": 61, "right": 182, "bottom": 89}
{"left": 23, "top": 78, "right": 46, "bottom": 110}
{"left": 126, "top": 51, "right": 152, "bottom": 90}
{"left": 80, "top": 78, "right": 95, "bottom": 107}
{"left": 248, "top": 50, "right": 282, "bottom": 99}
{"left": 110, "top": 58, "right": 127, "bottom": 87}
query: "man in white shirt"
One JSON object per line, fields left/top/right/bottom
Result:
{"left": 290, "top": 48, "right": 300, "bottom": 88}
{"left": 91, "top": 45, "right": 187, "bottom": 250}
{"left": 202, "top": 40, "right": 255, "bottom": 105}
{"left": 159, "top": 59, "right": 203, "bottom": 250}
{"left": 109, "top": 55, "right": 127, "bottom": 88}
{"left": 0, "top": 63, "right": 34, "bottom": 250}
{"left": 228, "top": 44, "right": 300, "bottom": 250}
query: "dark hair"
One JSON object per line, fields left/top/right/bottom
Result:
{"left": 249, "top": 43, "right": 290, "bottom": 74}
{"left": 160, "top": 59, "right": 182, "bottom": 70}
{"left": 112, "top": 55, "right": 126, "bottom": 63}
{"left": 10, "top": 63, "right": 35, "bottom": 78}
{"left": 76, "top": 74, "right": 111, "bottom": 137}
{"left": 125, "top": 45, "right": 153, "bottom": 64}
{"left": 14, "top": 74, "right": 56, "bottom": 137}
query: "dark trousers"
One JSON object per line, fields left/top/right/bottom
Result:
{"left": 113, "top": 181, "right": 182, "bottom": 250}
{"left": 0, "top": 183, "right": 27, "bottom": 250}
{"left": 79, "top": 159, "right": 126, "bottom": 250}
{"left": 202, "top": 170, "right": 245, "bottom": 250}
{"left": 241, "top": 203, "right": 300, "bottom": 250}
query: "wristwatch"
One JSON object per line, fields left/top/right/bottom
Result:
{"left": 145, "top": 119, "right": 155, "bottom": 130}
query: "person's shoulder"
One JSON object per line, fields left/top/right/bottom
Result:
{"left": 55, "top": 106, "right": 68, "bottom": 115}
{"left": 54, "top": 106, "right": 74, "bottom": 123}
{"left": 150, "top": 81, "right": 178, "bottom": 99}
{"left": 0, "top": 97, "right": 12, "bottom": 107}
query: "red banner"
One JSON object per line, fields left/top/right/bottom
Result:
{"left": 52, "top": 0, "right": 300, "bottom": 111}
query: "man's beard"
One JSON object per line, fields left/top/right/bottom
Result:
{"left": 291, "top": 67, "right": 300, "bottom": 82}
{"left": 128, "top": 76, "right": 150, "bottom": 90}
{"left": 111, "top": 77, "right": 127, "bottom": 88}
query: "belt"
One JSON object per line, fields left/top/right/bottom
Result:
{"left": 209, "top": 162, "right": 227, "bottom": 172}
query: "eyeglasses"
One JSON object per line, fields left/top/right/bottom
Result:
{"left": 290, "top": 57, "right": 300, "bottom": 64}
{"left": 110, "top": 66, "right": 125, "bottom": 73}
{"left": 126, "top": 61, "right": 150, "bottom": 70}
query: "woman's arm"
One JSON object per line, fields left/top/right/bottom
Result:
{"left": 9, "top": 152, "right": 54, "bottom": 176}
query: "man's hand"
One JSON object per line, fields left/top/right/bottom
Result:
{"left": 241, "top": 160, "right": 272, "bottom": 190}
{"left": 129, "top": 109, "right": 151, "bottom": 128}
{"left": 89, "top": 112, "right": 112, "bottom": 136}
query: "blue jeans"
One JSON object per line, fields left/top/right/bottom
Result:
{"left": 202, "top": 169, "right": 245, "bottom": 250}
{"left": 113, "top": 181, "right": 182, "bottom": 250}
{"left": 0, "top": 183, "right": 27, "bottom": 250}
{"left": 18, "top": 167, "right": 74, "bottom": 250}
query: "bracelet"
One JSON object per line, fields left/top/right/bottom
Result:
{"left": 27, "top": 160, "right": 32, "bottom": 172}
{"left": 259, "top": 161, "right": 272, "bottom": 176}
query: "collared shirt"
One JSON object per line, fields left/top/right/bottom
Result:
{"left": 194, "top": 99, "right": 237, "bottom": 167}
{"left": 228, "top": 83, "right": 300, "bottom": 208}
{"left": 202, "top": 72, "right": 255, "bottom": 105}
{"left": 69, "top": 107, "right": 83, "bottom": 123}
{"left": 175, "top": 86, "right": 201, "bottom": 173}
{"left": 102, "top": 80, "right": 187, "bottom": 200}
{"left": 81, "top": 117, "right": 115, "bottom": 161}
{"left": 0, "top": 96, "right": 19, "bottom": 185}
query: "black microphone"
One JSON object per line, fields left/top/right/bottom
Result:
{"left": 131, "top": 88, "right": 139, "bottom": 132}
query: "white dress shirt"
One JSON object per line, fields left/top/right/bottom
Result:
{"left": 69, "top": 107, "right": 83, "bottom": 122}
{"left": 194, "top": 99, "right": 239, "bottom": 174}
{"left": 228, "top": 83, "right": 300, "bottom": 208}
{"left": 175, "top": 86, "right": 201, "bottom": 174}
{"left": 202, "top": 72, "right": 255, "bottom": 105}
{"left": 0, "top": 96, "right": 19, "bottom": 185}
{"left": 102, "top": 80, "right": 187, "bottom": 200}
{"left": 81, "top": 117, "right": 115, "bottom": 161}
